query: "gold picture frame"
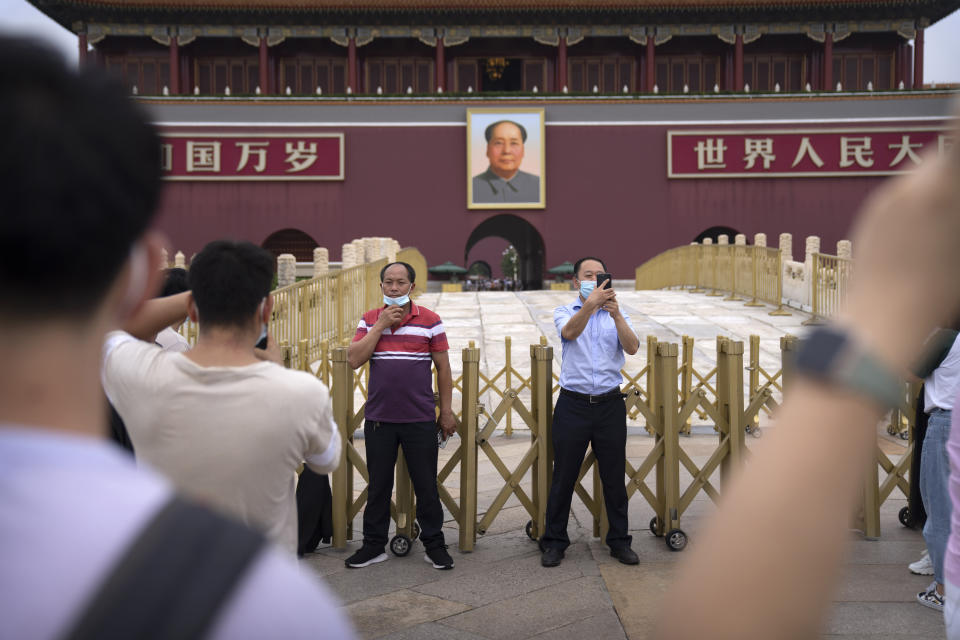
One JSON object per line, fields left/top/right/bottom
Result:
{"left": 467, "top": 108, "right": 546, "bottom": 209}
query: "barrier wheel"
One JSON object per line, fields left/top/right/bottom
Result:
{"left": 899, "top": 506, "right": 911, "bottom": 528}
{"left": 649, "top": 516, "right": 660, "bottom": 536}
{"left": 525, "top": 520, "right": 536, "bottom": 540}
{"left": 390, "top": 535, "right": 412, "bottom": 557}
{"left": 665, "top": 529, "right": 688, "bottom": 552}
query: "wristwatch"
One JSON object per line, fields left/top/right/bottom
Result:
{"left": 793, "top": 326, "right": 903, "bottom": 408}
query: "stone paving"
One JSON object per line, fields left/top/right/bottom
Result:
{"left": 301, "top": 288, "right": 936, "bottom": 639}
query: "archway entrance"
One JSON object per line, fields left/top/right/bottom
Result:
{"left": 465, "top": 214, "right": 545, "bottom": 290}
{"left": 694, "top": 225, "right": 743, "bottom": 244}
{"left": 261, "top": 228, "right": 319, "bottom": 262}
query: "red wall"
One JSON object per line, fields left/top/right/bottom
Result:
{"left": 154, "top": 120, "right": 935, "bottom": 278}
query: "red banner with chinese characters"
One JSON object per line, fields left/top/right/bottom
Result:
{"left": 667, "top": 127, "right": 954, "bottom": 178}
{"left": 160, "top": 133, "right": 344, "bottom": 181}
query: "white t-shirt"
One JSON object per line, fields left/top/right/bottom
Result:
{"left": 102, "top": 332, "right": 340, "bottom": 554}
{"left": 0, "top": 426, "right": 354, "bottom": 640}
{"left": 925, "top": 333, "right": 960, "bottom": 412}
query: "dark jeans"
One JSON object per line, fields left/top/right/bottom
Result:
{"left": 362, "top": 420, "right": 445, "bottom": 551}
{"left": 541, "top": 392, "right": 632, "bottom": 551}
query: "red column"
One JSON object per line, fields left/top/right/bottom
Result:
{"left": 734, "top": 34, "right": 744, "bottom": 91}
{"left": 823, "top": 32, "right": 833, "bottom": 91}
{"left": 347, "top": 36, "right": 357, "bottom": 92}
{"left": 645, "top": 37, "right": 655, "bottom": 92}
{"left": 913, "top": 27, "right": 924, "bottom": 89}
{"left": 435, "top": 37, "right": 445, "bottom": 92}
{"left": 557, "top": 36, "right": 567, "bottom": 91}
{"left": 78, "top": 32, "right": 87, "bottom": 66}
{"left": 258, "top": 36, "right": 269, "bottom": 94}
{"left": 169, "top": 37, "right": 179, "bottom": 95}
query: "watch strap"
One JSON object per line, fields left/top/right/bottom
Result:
{"left": 794, "top": 326, "right": 903, "bottom": 409}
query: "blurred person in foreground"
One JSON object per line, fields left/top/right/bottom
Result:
{"left": 656, "top": 110, "right": 960, "bottom": 638}
{"left": 0, "top": 37, "right": 354, "bottom": 639}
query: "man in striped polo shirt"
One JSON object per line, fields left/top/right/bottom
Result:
{"left": 344, "top": 262, "right": 457, "bottom": 570}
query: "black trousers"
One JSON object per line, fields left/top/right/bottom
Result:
{"left": 541, "top": 392, "right": 631, "bottom": 551}
{"left": 362, "top": 420, "right": 445, "bottom": 551}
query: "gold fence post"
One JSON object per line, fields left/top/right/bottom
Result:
{"left": 298, "top": 338, "right": 309, "bottom": 374}
{"left": 299, "top": 288, "right": 309, "bottom": 350}
{"left": 803, "top": 253, "right": 823, "bottom": 325}
{"left": 680, "top": 335, "right": 694, "bottom": 435}
{"left": 505, "top": 336, "right": 513, "bottom": 437}
{"left": 706, "top": 246, "right": 723, "bottom": 297}
{"left": 330, "top": 346, "right": 354, "bottom": 549}
{"left": 656, "top": 341, "right": 682, "bottom": 533}
{"left": 334, "top": 274, "right": 344, "bottom": 343}
{"left": 395, "top": 448, "right": 415, "bottom": 539}
{"left": 459, "top": 341, "right": 480, "bottom": 551}
{"left": 531, "top": 336, "right": 554, "bottom": 541}
{"left": 645, "top": 335, "right": 657, "bottom": 435}
{"left": 748, "top": 335, "right": 761, "bottom": 430}
{"left": 862, "top": 450, "right": 882, "bottom": 539}
{"left": 745, "top": 247, "right": 765, "bottom": 307}
{"left": 690, "top": 247, "right": 705, "bottom": 294}
{"left": 320, "top": 339, "right": 330, "bottom": 386}
{"left": 769, "top": 249, "right": 792, "bottom": 316}
{"left": 780, "top": 335, "right": 797, "bottom": 393}
{"left": 724, "top": 247, "right": 741, "bottom": 301}
{"left": 717, "top": 338, "right": 746, "bottom": 485}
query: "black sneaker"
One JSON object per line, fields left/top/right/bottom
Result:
{"left": 424, "top": 545, "right": 454, "bottom": 570}
{"left": 345, "top": 546, "right": 388, "bottom": 569}
{"left": 541, "top": 547, "right": 564, "bottom": 567}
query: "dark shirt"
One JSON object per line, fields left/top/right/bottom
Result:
{"left": 472, "top": 167, "right": 541, "bottom": 204}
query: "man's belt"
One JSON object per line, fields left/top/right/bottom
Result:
{"left": 560, "top": 387, "right": 623, "bottom": 404}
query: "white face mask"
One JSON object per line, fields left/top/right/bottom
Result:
{"left": 382, "top": 282, "right": 413, "bottom": 307}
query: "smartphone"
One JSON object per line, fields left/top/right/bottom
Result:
{"left": 596, "top": 273, "right": 613, "bottom": 289}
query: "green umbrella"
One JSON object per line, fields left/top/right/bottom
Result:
{"left": 428, "top": 261, "right": 468, "bottom": 282}
{"left": 547, "top": 261, "right": 575, "bottom": 275}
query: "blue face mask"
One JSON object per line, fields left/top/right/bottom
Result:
{"left": 383, "top": 283, "right": 413, "bottom": 307}
{"left": 579, "top": 279, "right": 596, "bottom": 300}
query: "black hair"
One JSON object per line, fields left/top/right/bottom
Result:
{"left": 380, "top": 261, "right": 416, "bottom": 283}
{"left": 573, "top": 257, "right": 607, "bottom": 278}
{"left": 0, "top": 37, "right": 161, "bottom": 320}
{"left": 187, "top": 241, "right": 273, "bottom": 329}
{"left": 484, "top": 120, "right": 527, "bottom": 143}
{"left": 160, "top": 268, "right": 189, "bottom": 298}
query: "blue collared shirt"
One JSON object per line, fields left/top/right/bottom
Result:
{"left": 554, "top": 296, "right": 635, "bottom": 395}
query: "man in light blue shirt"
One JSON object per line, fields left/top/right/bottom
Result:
{"left": 541, "top": 257, "right": 641, "bottom": 567}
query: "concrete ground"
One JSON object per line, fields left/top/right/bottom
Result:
{"left": 301, "top": 289, "right": 936, "bottom": 639}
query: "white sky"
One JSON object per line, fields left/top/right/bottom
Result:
{"left": 1, "top": 0, "right": 958, "bottom": 83}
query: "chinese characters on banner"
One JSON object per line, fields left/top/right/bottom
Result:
{"left": 667, "top": 127, "right": 954, "bottom": 178}
{"left": 159, "top": 133, "right": 345, "bottom": 180}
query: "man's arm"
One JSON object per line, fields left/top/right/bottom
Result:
{"left": 121, "top": 292, "right": 190, "bottom": 341}
{"left": 432, "top": 350, "right": 456, "bottom": 437}
{"left": 346, "top": 306, "right": 404, "bottom": 369}
{"left": 559, "top": 286, "right": 616, "bottom": 341}
{"left": 657, "top": 136, "right": 960, "bottom": 638}
{"left": 601, "top": 294, "right": 639, "bottom": 355}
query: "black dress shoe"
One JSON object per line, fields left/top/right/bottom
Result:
{"left": 541, "top": 547, "right": 564, "bottom": 567}
{"left": 610, "top": 546, "right": 639, "bottom": 565}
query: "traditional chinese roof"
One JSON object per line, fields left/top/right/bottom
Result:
{"left": 30, "top": 0, "right": 960, "bottom": 28}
